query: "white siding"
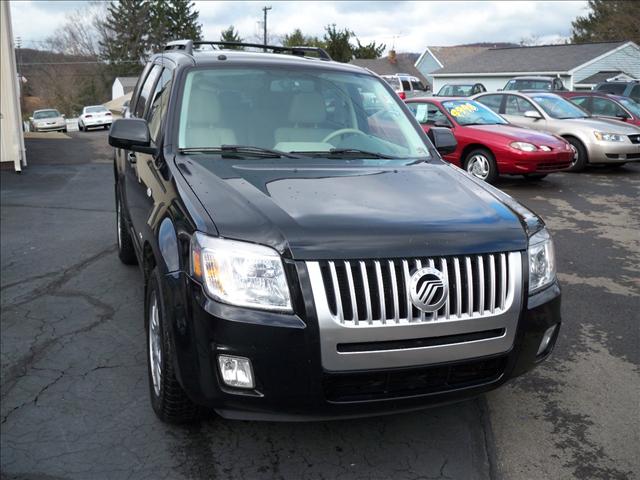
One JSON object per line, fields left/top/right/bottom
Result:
{"left": 0, "top": 1, "right": 26, "bottom": 172}
{"left": 112, "top": 80, "right": 125, "bottom": 100}
{"left": 432, "top": 74, "right": 573, "bottom": 93}
{"left": 573, "top": 43, "right": 640, "bottom": 83}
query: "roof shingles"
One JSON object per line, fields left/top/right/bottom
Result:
{"left": 433, "top": 41, "right": 628, "bottom": 75}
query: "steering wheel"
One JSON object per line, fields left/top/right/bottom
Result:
{"left": 322, "top": 128, "right": 368, "bottom": 144}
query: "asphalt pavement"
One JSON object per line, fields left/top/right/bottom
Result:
{"left": 1, "top": 130, "right": 638, "bottom": 480}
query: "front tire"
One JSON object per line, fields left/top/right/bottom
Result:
{"left": 146, "top": 268, "right": 200, "bottom": 424}
{"left": 564, "top": 137, "right": 587, "bottom": 172}
{"left": 116, "top": 185, "right": 137, "bottom": 265}
{"left": 464, "top": 148, "right": 498, "bottom": 183}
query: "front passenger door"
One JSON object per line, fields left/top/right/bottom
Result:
{"left": 123, "top": 65, "right": 163, "bottom": 246}
{"left": 501, "top": 95, "right": 546, "bottom": 130}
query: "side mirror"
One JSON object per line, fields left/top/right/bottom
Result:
{"left": 524, "top": 110, "right": 542, "bottom": 120}
{"left": 427, "top": 126, "right": 457, "bottom": 155}
{"left": 616, "top": 112, "right": 631, "bottom": 120}
{"left": 108, "top": 118, "right": 154, "bottom": 154}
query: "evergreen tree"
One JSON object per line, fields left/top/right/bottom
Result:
{"left": 149, "top": 0, "right": 203, "bottom": 51}
{"left": 323, "top": 24, "right": 353, "bottom": 63}
{"left": 99, "top": 0, "right": 150, "bottom": 77}
{"left": 352, "top": 39, "right": 386, "bottom": 59}
{"left": 220, "top": 25, "right": 243, "bottom": 49}
{"left": 571, "top": 0, "right": 639, "bottom": 45}
{"left": 282, "top": 29, "right": 324, "bottom": 48}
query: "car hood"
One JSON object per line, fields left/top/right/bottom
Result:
{"left": 466, "top": 124, "right": 565, "bottom": 145}
{"left": 175, "top": 157, "right": 528, "bottom": 260}
{"left": 550, "top": 117, "right": 640, "bottom": 134}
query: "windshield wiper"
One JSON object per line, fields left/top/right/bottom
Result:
{"left": 292, "top": 148, "right": 398, "bottom": 159}
{"left": 179, "top": 145, "right": 303, "bottom": 159}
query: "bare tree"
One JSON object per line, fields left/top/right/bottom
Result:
{"left": 45, "top": 2, "right": 107, "bottom": 58}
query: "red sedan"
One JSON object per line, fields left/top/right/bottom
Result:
{"left": 406, "top": 97, "right": 575, "bottom": 182}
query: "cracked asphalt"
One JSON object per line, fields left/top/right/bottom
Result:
{"left": 1, "top": 130, "right": 639, "bottom": 480}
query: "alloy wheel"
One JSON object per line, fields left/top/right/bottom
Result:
{"left": 466, "top": 154, "right": 490, "bottom": 180}
{"left": 148, "top": 293, "right": 162, "bottom": 397}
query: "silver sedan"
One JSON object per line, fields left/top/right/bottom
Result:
{"left": 29, "top": 109, "right": 67, "bottom": 133}
{"left": 473, "top": 91, "right": 640, "bottom": 171}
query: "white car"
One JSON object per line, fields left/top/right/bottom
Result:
{"left": 78, "top": 105, "right": 113, "bottom": 131}
{"left": 29, "top": 109, "right": 66, "bottom": 132}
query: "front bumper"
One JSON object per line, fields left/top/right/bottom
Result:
{"left": 497, "top": 148, "right": 574, "bottom": 174}
{"left": 586, "top": 139, "right": 640, "bottom": 163}
{"left": 33, "top": 122, "right": 65, "bottom": 132}
{"left": 164, "top": 269, "right": 561, "bottom": 421}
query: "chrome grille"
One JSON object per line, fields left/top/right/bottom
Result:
{"left": 317, "top": 253, "right": 515, "bottom": 327}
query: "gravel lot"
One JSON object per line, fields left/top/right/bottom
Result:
{"left": 1, "top": 130, "right": 638, "bottom": 480}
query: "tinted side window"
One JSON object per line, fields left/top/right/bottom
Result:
{"left": 411, "top": 80, "right": 426, "bottom": 91}
{"left": 630, "top": 85, "right": 640, "bottom": 102}
{"left": 596, "top": 83, "right": 626, "bottom": 95}
{"left": 505, "top": 95, "right": 536, "bottom": 115}
{"left": 147, "top": 69, "right": 173, "bottom": 142}
{"left": 477, "top": 95, "right": 503, "bottom": 113}
{"left": 134, "top": 65, "right": 162, "bottom": 118}
{"left": 401, "top": 79, "right": 411, "bottom": 91}
{"left": 591, "top": 97, "right": 625, "bottom": 117}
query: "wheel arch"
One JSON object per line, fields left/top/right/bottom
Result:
{"left": 461, "top": 143, "right": 494, "bottom": 166}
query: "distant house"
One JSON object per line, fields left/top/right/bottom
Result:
{"left": 428, "top": 41, "right": 640, "bottom": 93}
{"left": 415, "top": 45, "right": 494, "bottom": 87}
{"left": 112, "top": 77, "right": 138, "bottom": 100}
{"left": 350, "top": 51, "right": 430, "bottom": 88}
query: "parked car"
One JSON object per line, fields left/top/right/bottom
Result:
{"left": 435, "top": 83, "right": 486, "bottom": 97}
{"left": 558, "top": 91, "right": 640, "bottom": 127}
{"left": 502, "top": 76, "right": 567, "bottom": 92}
{"left": 593, "top": 80, "right": 640, "bottom": 103}
{"left": 406, "top": 97, "right": 574, "bottom": 182}
{"left": 381, "top": 73, "right": 428, "bottom": 99}
{"left": 29, "top": 109, "right": 66, "bottom": 132}
{"left": 78, "top": 105, "right": 113, "bottom": 131}
{"left": 110, "top": 39, "right": 561, "bottom": 424}
{"left": 473, "top": 91, "right": 640, "bottom": 171}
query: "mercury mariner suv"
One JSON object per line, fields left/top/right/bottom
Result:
{"left": 109, "top": 40, "right": 561, "bottom": 423}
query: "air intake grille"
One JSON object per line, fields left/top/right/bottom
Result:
{"left": 316, "top": 253, "right": 515, "bottom": 327}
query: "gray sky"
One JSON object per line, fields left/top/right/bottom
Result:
{"left": 10, "top": 0, "right": 589, "bottom": 52}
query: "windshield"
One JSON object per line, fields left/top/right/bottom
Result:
{"left": 382, "top": 76, "right": 401, "bottom": 90}
{"left": 441, "top": 100, "right": 508, "bottom": 126}
{"left": 33, "top": 110, "right": 60, "bottom": 119}
{"left": 86, "top": 106, "right": 108, "bottom": 113}
{"left": 505, "top": 79, "right": 551, "bottom": 91}
{"left": 531, "top": 95, "right": 589, "bottom": 119}
{"left": 618, "top": 97, "right": 640, "bottom": 116}
{"left": 178, "top": 67, "right": 430, "bottom": 159}
{"left": 437, "top": 85, "right": 473, "bottom": 97}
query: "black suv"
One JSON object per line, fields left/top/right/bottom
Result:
{"left": 110, "top": 40, "right": 561, "bottom": 423}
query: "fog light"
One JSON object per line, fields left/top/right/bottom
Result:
{"left": 218, "top": 355, "right": 254, "bottom": 389}
{"left": 537, "top": 325, "right": 558, "bottom": 356}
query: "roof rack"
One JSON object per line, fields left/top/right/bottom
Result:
{"left": 164, "top": 40, "right": 332, "bottom": 61}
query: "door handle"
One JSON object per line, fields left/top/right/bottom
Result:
{"left": 127, "top": 152, "right": 137, "bottom": 164}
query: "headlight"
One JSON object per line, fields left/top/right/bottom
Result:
{"left": 593, "top": 131, "right": 625, "bottom": 142}
{"left": 191, "top": 233, "right": 292, "bottom": 312}
{"left": 528, "top": 228, "right": 556, "bottom": 293}
{"left": 510, "top": 142, "right": 537, "bottom": 152}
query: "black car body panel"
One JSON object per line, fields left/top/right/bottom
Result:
{"left": 112, "top": 44, "right": 561, "bottom": 421}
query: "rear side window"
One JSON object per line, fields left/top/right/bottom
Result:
{"left": 401, "top": 79, "right": 411, "bottom": 91}
{"left": 595, "top": 83, "right": 626, "bottom": 95}
{"left": 476, "top": 95, "right": 503, "bottom": 113}
{"left": 410, "top": 80, "right": 425, "bottom": 91}
{"left": 591, "top": 97, "right": 625, "bottom": 117}
{"left": 134, "top": 65, "right": 162, "bottom": 118}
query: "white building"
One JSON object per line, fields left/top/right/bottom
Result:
{"left": 112, "top": 77, "right": 138, "bottom": 100}
{"left": 1, "top": 0, "right": 26, "bottom": 172}
{"left": 425, "top": 41, "right": 640, "bottom": 93}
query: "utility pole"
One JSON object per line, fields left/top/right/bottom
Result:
{"left": 262, "top": 6, "right": 271, "bottom": 46}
